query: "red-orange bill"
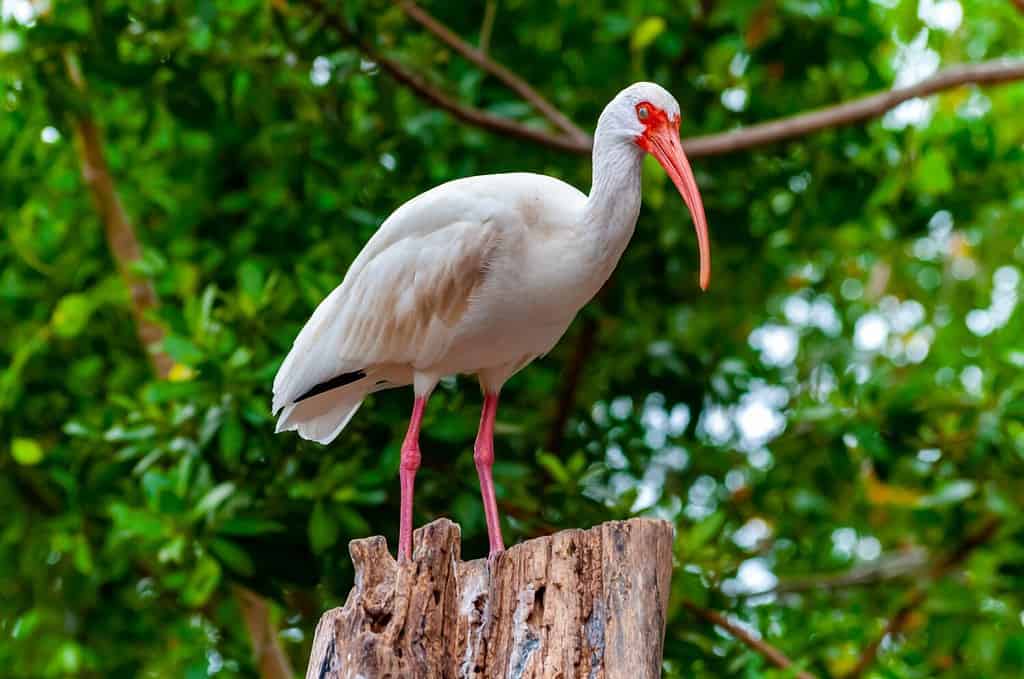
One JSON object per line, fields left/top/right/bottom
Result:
{"left": 648, "top": 125, "right": 711, "bottom": 290}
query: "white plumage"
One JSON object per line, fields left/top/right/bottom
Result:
{"left": 273, "top": 173, "right": 587, "bottom": 440}
{"left": 272, "top": 82, "right": 710, "bottom": 559}
{"left": 273, "top": 82, "right": 709, "bottom": 444}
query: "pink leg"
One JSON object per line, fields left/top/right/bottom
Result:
{"left": 474, "top": 393, "right": 505, "bottom": 558}
{"left": 398, "top": 396, "right": 427, "bottom": 562}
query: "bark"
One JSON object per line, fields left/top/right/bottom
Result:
{"left": 62, "top": 50, "right": 295, "bottom": 679}
{"left": 63, "top": 52, "right": 174, "bottom": 378}
{"left": 235, "top": 585, "right": 299, "bottom": 679}
{"left": 306, "top": 517, "right": 674, "bottom": 679}
{"left": 398, "top": 1, "right": 591, "bottom": 143}
{"left": 843, "top": 517, "right": 1002, "bottom": 679}
{"left": 684, "top": 604, "right": 816, "bottom": 679}
{"left": 302, "top": 1, "right": 1024, "bottom": 161}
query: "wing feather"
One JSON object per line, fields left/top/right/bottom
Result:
{"left": 272, "top": 181, "right": 506, "bottom": 413}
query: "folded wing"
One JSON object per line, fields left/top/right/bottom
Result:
{"left": 272, "top": 184, "right": 506, "bottom": 418}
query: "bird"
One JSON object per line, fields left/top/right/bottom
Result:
{"left": 272, "top": 82, "right": 710, "bottom": 562}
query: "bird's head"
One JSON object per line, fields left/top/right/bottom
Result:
{"left": 599, "top": 82, "right": 711, "bottom": 290}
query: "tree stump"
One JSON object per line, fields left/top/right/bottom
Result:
{"left": 305, "top": 517, "right": 674, "bottom": 679}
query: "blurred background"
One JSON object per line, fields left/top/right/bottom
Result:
{"left": 2, "top": 0, "right": 1024, "bottom": 677}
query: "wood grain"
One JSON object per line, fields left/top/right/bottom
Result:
{"left": 306, "top": 518, "right": 674, "bottom": 679}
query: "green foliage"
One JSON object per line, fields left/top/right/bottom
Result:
{"left": 2, "top": 0, "right": 1024, "bottom": 677}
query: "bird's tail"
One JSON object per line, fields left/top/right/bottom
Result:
{"left": 274, "top": 387, "right": 365, "bottom": 445}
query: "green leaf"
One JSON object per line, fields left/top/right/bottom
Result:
{"left": 142, "top": 379, "right": 202, "bottom": 404}
{"left": 62, "top": 420, "right": 93, "bottom": 438}
{"left": 163, "top": 335, "right": 204, "bottom": 365}
{"left": 51, "top": 293, "right": 92, "bottom": 338}
{"left": 104, "top": 424, "right": 157, "bottom": 442}
{"left": 10, "top": 611, "right": 40, "bottom": 640}
{"left": 182, "top": 555, "right": 221, "bottom": 607}
{"left": 130, "top": 247, "right": 167, "bottom": 277}
{"left": 913, "top": 149, "right": 954, "bottom": 196}
{"left": 73, "top": 535, "right": 94, "bottom": 575}
{"left": 208, "top": 538, "right": 254, "bottom": 576}
{"left": 868, "top": 173, "right": 904, "bottom": 207}
{"left": 110, "top": 504, "right": 166, "bottom": 541}
{"left": 142, "top": 469, "right": 175, "bottom": 510}
{"left": 337, "top": 505, "right": 370, "bottom": 536}
{"left": 10, "top": 437, "right": 44, "bottom": 465}
{"left": 309, "top": 501, "right": 340, "bottom": 553}
{"left": 630, "top": 16, "right": 666, "bottom": 50}
{"left": 217, "top": 517, "right": 286, "bottom": 536}
{"left": 684, "top": 511, "right": 726, "bottom": 552}
{"left": 238, "top": 259, "right": 265, "bottom": 309}
{"left": 219, "top": 413, "right": 244, "bottom": 463}
{"left": 192, "top": 482, "right": 236, "bottom": 518}
{"left": 46, "top": 642, "right": 83, "bottom": 675}
{"left": 676, "top": 569, "right": 708, "bottom": 607}
{"left": 1004, "top": 633, "right": 1024, "bottom": 668}
{"left": 352, "top": 489, "right": 387, "bottom": 505}
{"left": 158, "top": 535, "right": 186, "bottom": 564}
{"left": 537, "top": 452, "right": 570, "bottom": 484}
{"left": 921, "top": 480, "right": 976, "bottom": 507}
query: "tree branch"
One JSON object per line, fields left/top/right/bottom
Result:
{"left": 734, "top": 547, "right": 929, "bottom": 599}
{"left": 1013, "top": 0, "right": 1024, "bottom": 15}
{"left": 234, "top": 585, "right": 296, "bottom": 679}
{"left": 305, "top": 0, "right": 587, "bottom": 153}
{"left": 685, "top": 602, "right": 817, "bottom": 679}
{"left": 681, "top": 59, "right": 1024, "bottom": 156}
{"left": 62, "top": 50, "right": 295, "bottom": 679}
{"left": 62, "top": 51, "right": 174, "bottom": 379}
{"left": 478, "top": 0, "right": 497, "bottom": 56}
{"left": 844, "top": 517, "right": 1002, "bottom": 679}
{"left": 303, "top": 3, "right": 1024, "bottom": 162}
{"left": 397, "top": 0, "right": 590, "bottom": 143}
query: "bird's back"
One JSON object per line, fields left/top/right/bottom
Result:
{"left": 272, "top": 172, "right": 587, "bottom": 443}
{"left": 351, "top": 172, "right": 585, "bottom": 269}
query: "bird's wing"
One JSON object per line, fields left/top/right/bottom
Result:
{"left": 272, "top": 179, "right": 512, "bottom": 413}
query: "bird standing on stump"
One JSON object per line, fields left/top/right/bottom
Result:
{"left": 272, "top": 82, "right": 711, "bottom": 562}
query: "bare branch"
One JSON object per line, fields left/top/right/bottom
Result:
{"left": 682, "top": 59, "right": 1024, "bottom": 156}
{"left": 234, "top": 585, "right": 296, "bottom": 679}
{"left": 368, "top": 40, "right": 587, "bottom": 152}
{"left": 844, "top": 517, "right": 1002, "bottom": 679}
{"left": 734, "top": 547, "right": 929, "bottom": 598}
{"left": 479, "top": 0, "right": 497, "bottom": 56}
{"left": 304, "top": 3, "right": 1024, "bottom": 162}
{"left": 398, "top": 0, "right": 590, "bottom": 143}
{"left": 306, "top": 0, "right": 586, "bottom": 152}
{"left": 62, "top": 51, "right": 174, "bottom": 379}
{"left": 62, "top": 51, "right": 295, "bottom": 679}
{"left": 685, "top": 603, "right": 817, "bottom": 679}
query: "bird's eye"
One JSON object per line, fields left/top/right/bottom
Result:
{"left": 637, "top": 105, "right": 650, "bottom": 120}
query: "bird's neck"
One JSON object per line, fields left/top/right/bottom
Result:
{"left": 581, "top": 134, "right": 644, "bottom": 267}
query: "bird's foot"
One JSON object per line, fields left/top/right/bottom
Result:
{"left": 486, "top": 548, "right": 504, "bottom": 572}
{"left": 396, "top": 539, "right": 414, "bottom": 564}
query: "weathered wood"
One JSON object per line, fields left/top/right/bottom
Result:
{"left": 306, "top": 517, "right": 674, "bottom": 679}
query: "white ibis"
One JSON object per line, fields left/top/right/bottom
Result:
{"left": 272, "top": 82, "right": 710, "bottom": 561}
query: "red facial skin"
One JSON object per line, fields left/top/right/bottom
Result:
{"left": 633, "top": 101, "right": 711, "bottom": 291}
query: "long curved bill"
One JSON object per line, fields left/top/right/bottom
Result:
{"left": 648, "top": 125, "right": 711, "bottom": 290}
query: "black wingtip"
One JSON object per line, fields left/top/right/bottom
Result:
{"left": 294, "top": 369, "right": 367, "bottom": 404}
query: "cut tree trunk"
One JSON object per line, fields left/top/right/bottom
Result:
{"left": 306, "top": 517, "right": 674, "bottom": 679}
